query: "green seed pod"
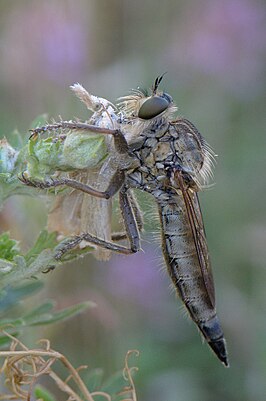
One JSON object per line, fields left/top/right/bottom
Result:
{"left": 62, "top": 132, "right": 108, "bottom": 170}
{"left": 28, "top": 137, "right": 65, "bottom": 176}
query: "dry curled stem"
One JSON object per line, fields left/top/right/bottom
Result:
{"left": 0, "top": 331, "right": 139, "bottom": 401}
{"left": 118, "top": 350, "right": 139, "bottom": 401}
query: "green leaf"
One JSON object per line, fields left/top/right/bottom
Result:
{"left": 0, "top": 172, "right": 31, "bottom": 204}
{"left": 22, "top": 300, "right": 55, "bottom": 320}
{"left": 84, "top": 368, "right": 104, "bottom": 392}
{"left": 0, "top": 332, "right": 19, "bottom": 348}
{"left": 8, "top": 128, "right": 24, "bottom": 149}
{"left": 0, "top": 232, "right": 20, "bottom": 261}
{"left": 0, "top": 258, "right": 16, "bottom": 275}
{"left": 26, "top": 301, "right": 95, "bottom": 326}
{"left": 0, "top": 316, "right": 24, "bottom": 327}
{"left": 101, "top": 370, "right": 125, "bottom": 397}
{"left": 30, "top": 114, "right": 49, "bottom": 130}
{"left": 58, "top": 243, "right": 95, "bottom": 262}
{"left": 0, "top": 281, "right": 43, "bottom": 312}
{"left": 24, "top": 230, "right": 58, "bottom": 263}
{"left": 8, "top": 280, "right": 43, "bottom": 298}
{"left": 0, "top": 229, "right": 96, "bottom": 288}
{"left": 0, "top": 300, "right": 94, "bottom": 330}
{"left": 34, "top": 385, "right": 57, "bottom": 401}
{"left": 0, "top": 138, "right": 18, "bottom": 173}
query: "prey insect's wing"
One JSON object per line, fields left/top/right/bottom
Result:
{"left": 175, "top": 171, "right": 215, "bottom": 307}
{"left": 47, "top": 85, "right": 119, "bottom": 261}
{"left": 47, "top": 170, "right": 113, "bottom": 261}
{"left": 47, "top": 182, "right": 84, "bottom": 235}
{"left": 79, "top": 170, "right": 113, "bottom": 261}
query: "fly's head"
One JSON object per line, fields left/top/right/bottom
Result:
{"left": 118, "top": 75, "right": 177, "bottom": 125}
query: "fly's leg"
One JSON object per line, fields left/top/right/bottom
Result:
{"left": 112, "top": 189, "right": 144, "bottom": 241}
{"left": 54, "top": 185, "right": 141, "bottom": 259}
{"left": 19, "top": 170, "right": 125, "bottom": 200}
{"left": 30, "top": 122, "right": 129, "bottom": 154}
{"left": 127, "top": 190, "right": 144, "bottom": 231}
{"left": 55, "top": 233, "right": 136, "bottom": 260}
{"left": 118, "top": 186, "right": 141, "bottom": 252}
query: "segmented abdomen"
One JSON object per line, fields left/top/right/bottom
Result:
{"left": 158, "top": 198, "right": 228, "bottom": 366}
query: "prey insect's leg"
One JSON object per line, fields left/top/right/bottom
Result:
{"left": 30, "top": 122, "right": 129, "bottom": 154}
{"left": 54, "top": 186, "right": 141, "bottom": 260}
{"left": 19, "top": 170, "right": 125, "bottom": 200}
{"left": 112, "top": 189, "right": 144, "bottom": 241}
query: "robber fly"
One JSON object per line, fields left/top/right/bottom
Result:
{"left": 20, "top": 76, "right": 228, "bottom": 366}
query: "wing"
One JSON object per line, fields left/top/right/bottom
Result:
{"left": 174, "top": 170, "right": 215, "bottom": 308}
{"left": 47, "top": 170, "right": 113, "bottom": 261}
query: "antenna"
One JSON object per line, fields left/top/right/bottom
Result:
{"left": 152, "top": 72, "right": 167, "bottom": 94}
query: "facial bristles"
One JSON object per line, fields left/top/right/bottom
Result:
{"left": 118, "top": 89, "right": 178, "bottom": 122}
{"left": 117, "top": 89, "right": 146, "bottom": 117}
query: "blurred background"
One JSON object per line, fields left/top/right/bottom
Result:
{"left": 0, "top": 0, "right": 266, "bottom": 400}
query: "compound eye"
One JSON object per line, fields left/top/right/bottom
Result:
{"left": 138, "top": 96, "right": 170, "bottom": 120}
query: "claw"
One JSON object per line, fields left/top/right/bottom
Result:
{"left": 18, "top": 172, "right": 49, "bottom": 189}
{"left": 29, "top": 131, "right": 39, "bottom": 140}
{"left": 42, "top": 265, "right": 56, "bottom": 273}
{"left": 18, "top": 171, "right": 32, "bottom": 186}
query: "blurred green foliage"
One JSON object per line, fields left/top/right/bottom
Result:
{"left": 0, "top": 231, "right": 94, "bottom": 343}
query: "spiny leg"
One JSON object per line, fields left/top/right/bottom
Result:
{"left": 118, "top": 186, "right": 141, "bottom": 252}
{"left": 128, "top": 190, "right": 144, "bottom": 232}
{"left": 19, "top": 170, "right": 126, "bottom": 199}
{"left": 54, "top": 233, "right": 136, "bottom": 260}
{"left": 112, "top": 189, "right": 144, "bottom": 241}
{"left": 30, "top": 121, "right": 129, "bottom": 154}
{"left": 54, "top": 185, "right": 141, "bottom": 260}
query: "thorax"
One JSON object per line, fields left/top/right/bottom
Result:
{"left": 126, "top": 118, "right": 205, "bottom": 196}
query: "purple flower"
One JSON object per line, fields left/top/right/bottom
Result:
{"left": 1, "top": 3, "right": 90, "bottom": 85}
{"left": 102, "top": 243, "right": 170, "bottom": 311}
{"left": 165, "top": 0, "right": 266, "bottom": 94}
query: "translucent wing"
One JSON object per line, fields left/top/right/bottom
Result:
{"left": 47, "top": 170, "right": 113, "bottom": 261}
{"left": 175, "top": 170, "right": 215, "bottom": 307}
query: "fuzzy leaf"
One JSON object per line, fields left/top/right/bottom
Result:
{"left": 0, "top": 281, "right": 43, "bottom": 312}
{"left": 0, "top": 138, "right": 18, "bottom": 173}
{"left": 84, "top": 368, "right": 104, "bottom": 392}
{"left": 0, "top": 230, "right": 96, "bottom": 289}
{"left": 24, "top": 230, "right": 58, "bottom": 263}
{"left": 0, "top": 172, "right": 31, "bottom": 204}
{"left": 57, "top": 243, "right": 95, "bottom": 263}
{"left": 8, "top": 128, "right": 24, "bottom": 149}
{"left": 0, "top": 232, "right": 20, "bottom": 261}
{"left": 0, "top": 300, "right": 93, "bottom": 330}
{"left": 27, "top": 301, "right": 95, "bottom": 326}
{"left": 0, "top": 332, "right": 20, "bottom": 348}
{"left": 101, "top": 370, "right": 125, "bottom": 397}
{"left": 30, "top": 114, "right": 49, "bottom": 130}
{"left": 22, "top": 300, "right": 55, "bottom": 320}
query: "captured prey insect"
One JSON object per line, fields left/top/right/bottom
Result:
{"left": 46, "top": 84, "right": 119, "bottom": 261}
{"left": 20, "top": 76, "right": 229, "bottom": 366}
